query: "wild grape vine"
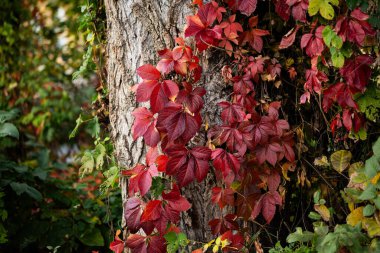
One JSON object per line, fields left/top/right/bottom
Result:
{"left": 110, "top": 0, "right": 377, "bottom": 252}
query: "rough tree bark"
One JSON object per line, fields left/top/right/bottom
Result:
{"left": 104, "top": 0, "right": 228, "bottom": 245}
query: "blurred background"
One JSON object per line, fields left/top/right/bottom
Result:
{"left": 0, "top": 0, "right": 121, "bottom": 252}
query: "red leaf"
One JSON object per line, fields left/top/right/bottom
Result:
{"left": 287, "top": 0, "right": 308, "bottom": 22}
{"left": 252, "top": 191, "right": 282, "bottom": 223}
{"left": 262, "top": 192, "right": 282, "bottom": 223}
{"left": 274, "top": 0, "right": 290, "bottom": 21}
{"left": 212, "top": 148, "right": 241, "bottom": 178}
{"left": 148, "top": 236, "right": 166, "bottom": 253}
{"left": 137, "top": 64, "right": 161, "bottom": 81}
{"left": 232, "top": 75, "right": 254, "bottom": 95}
{"left": 156, "top": 155, "right": 168, "bottom": 172}
{"left": 255, "top": 137, "right": 283, "bottom": 166}
{"left": 125, "top": 160, "right": 158, "bottom": 197}
{"left": 249, "top": 114, "right": 275, "bottom": 146}
{"left": 339, "top": 55, "right": 373, "bottom": 93}
{"left": 208, "top": 123, "right": 254, "bottom": 156}
{"left": 330, "top": 114, "right": 342, "bottom": 134}
{"left": 132, "top": 107, "right": 160, "bottom": 147}
{"left": 162, "top": 184, "right": 191, "bottom": 223}
{"left": 241, "top": 16, "right": 270, "bottom": 52}
{"left": 335, "top": 8, "right": 375, "bottom": 46}
{"left": 304, "top": 68, "right": 328, "bottom": 94}
{"left": 193, "top": 0, "right": 203, "bottom": 6}
{"left": 342, "top": 109, "right": 352, "bottom": 131}
{"left": 124, "top": 197, "right": 142, "bottom": 233}
{"left": 184, "top": 2, "right": 222, "bottom": 51}
{"left": 156, "top": 102, "right": 201, "bottom": 144}
{"left": 146, "top": 147, "right": 159, "bottom": 166}
{"left": 322, "top": 82, "right": 358, "bottom": 112}
{"left": 279, "top": 26, "right": 300, "bottom": 49}
{"left": 300, "top": 26, "right": 325, "bottom": 57}
{"left": 238, "top": 0, "right": 257, "bottom": 16}
{"left": 166, "top": 146, "right": 211, "bottom": 187}
{"left": 141, "top": 200, "right": 162, "bottom": 222}
{"left": 267, "top": 170, "right": 281, "bottom": 192}
{"left": 208, "top": 214, "right": 239, "bottom": 235}
{"left": 125, "top": 235, "right": 166, "bottom": 253}
{"left": 220, "top": 230, "right": 244, "bottom": 251}
{"left": 110, "top": 231, "right": 124, "bottom": 253}
{"left": 280, "top": 132, "right": 295, "bottom": 162}
{"left": 176, "top": 87, "right": 206, "bottom": 114}
{"left": 157, "top": 44, "right": 194, "bottom": 75}
{"left": 218, "top": 101, "right": 246, "bottom": 124}
{"left": 126, "top": 234, "right": 147, "bottom": 253}
{"left": 211, "top": 186, "right": 235, "bottom": 208}
{"left": 220, "top": 15, "right": 243, "bottom": 38}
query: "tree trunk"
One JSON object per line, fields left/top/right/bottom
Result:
{"left": 104, "top": 0, "right": 227, "bottom": 245}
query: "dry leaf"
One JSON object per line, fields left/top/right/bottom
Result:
{"left": 330, "top": 150, "right": 352, "bottom": 173}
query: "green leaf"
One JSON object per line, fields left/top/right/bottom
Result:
{"left": 364, "top": 156, "right": 379, "bottom": 179}
{"left": 331, "top": 36, "right": 343, "bottom": 49}
{"left": 322, "top": 26, "right": 334, "bottom": 47}
{"left": 0, "top": 123, "right": 19, "bottom": 139}
{"left": 0, "top": 109, "right": 19, "bottom": 124}
{"left": 357, "top": 85, "right": 380, "bottom": 122}
{"left": 346, "top": 0, "right": 361, "bottom": 10}
{"left": 78, "top": 228, "right": 104, "bottom": 246}
{"left": 309, "top": 211, "right": 322, "bottom": 220}
{"left": 373, "top": 137, "right": 380, "bottom": 159}
{"left": 373, "top": 197, "right": 380, "bottom": 209}
{"left": 331, "top": 48, "right": 345, "bottom": 68}
{"left": 363, "top": 204, "right": 376, "bottom": 216}
{"left": 94, "top": 143, "right": 106, "bottom": 170}
{"left": 72, "top": 45, "right": 95, "bottom": 80}
{"left": 165, "top": 232, "right": 188, "bottom": 253}
{"left": 313, "top": 190, "right": 321, "bottom": 204}
{"left": 100, "top": 166, "right": 119, "bottom": 192}
{"left": 287, "top": 227, "right": 315, "bottom": 243}
{"left": 322, "top": 26, "right": 342, "bottom": 49}
{"left": 341, "top": 43, "right": 353, "bottom": 58}
{"left": 10, "top": 182, "right": 42, "bottom": 202}
{"left": 69, "top": 114, "right": 84, "bottom": 139}
{"left": 309, "top": 0, "right": 339, "bottom": 20}
{"left": 359, "top": 184, "right": 377, "bottom": 200}
{"left": 86, "top": 116, "right": 100, "bottom": 138}
{"left": 79, "top": 151, "right": 95, "bottom": 176}
{"left": 151, "top": 177, "right": 166, "bottom": 198}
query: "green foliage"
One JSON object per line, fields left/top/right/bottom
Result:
{"left": 0, "top": 0, "right": 121, "bottom": 252}
{"left": 164, "top": 232, "right": 188, "bottom": 253}
{"left": 285, "top": 224, "right": 369, "bottom": 253}
{"left": 308, "top": 0, "right": 339, "bottom": 20}
{"left": 322, "top": 26, "right": 345, "bottom": 67}
{"left": 357, "top": 85, "right": 380, "bottom": 122}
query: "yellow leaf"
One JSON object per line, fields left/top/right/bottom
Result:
{"left": 363, "top": 218, "right": 380, "bottom": 238}
{"left": 348, "top": 202, "right": 355, "bottom": 212}
{"left": 215, "top": 237, "right": 221, "bottom": 246}
{"left": 204, "top": 239, "right": 214, "bottom": 251}
{"left": 274, "top": 80, "right": 282, "bottom": 88}
{"left": 231, "top": 181, "right": 241, "bottom": 191}
{"left": 314, "top": 156, "right": 330, "bottom": 167}
{"left": 330, "top": 150, "right": 352, "bottom": 173}
{"left": 371, "top": 172, "right": 380, "bottom": 184}
{"left": 221, "top": 239, "right": 229, "bottom": 248}
{"left": 212, "top": 245, "right": 219, "bottom": 253}
{"left": 347, "top": 207, "right": 364, "bottom": 226}
{"left": 314, "top": 204, "right": 331, "bottom": 221}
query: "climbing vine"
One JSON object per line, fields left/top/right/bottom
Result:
{"left": 109, "top": 0, "right": 379, "bottom": 252}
